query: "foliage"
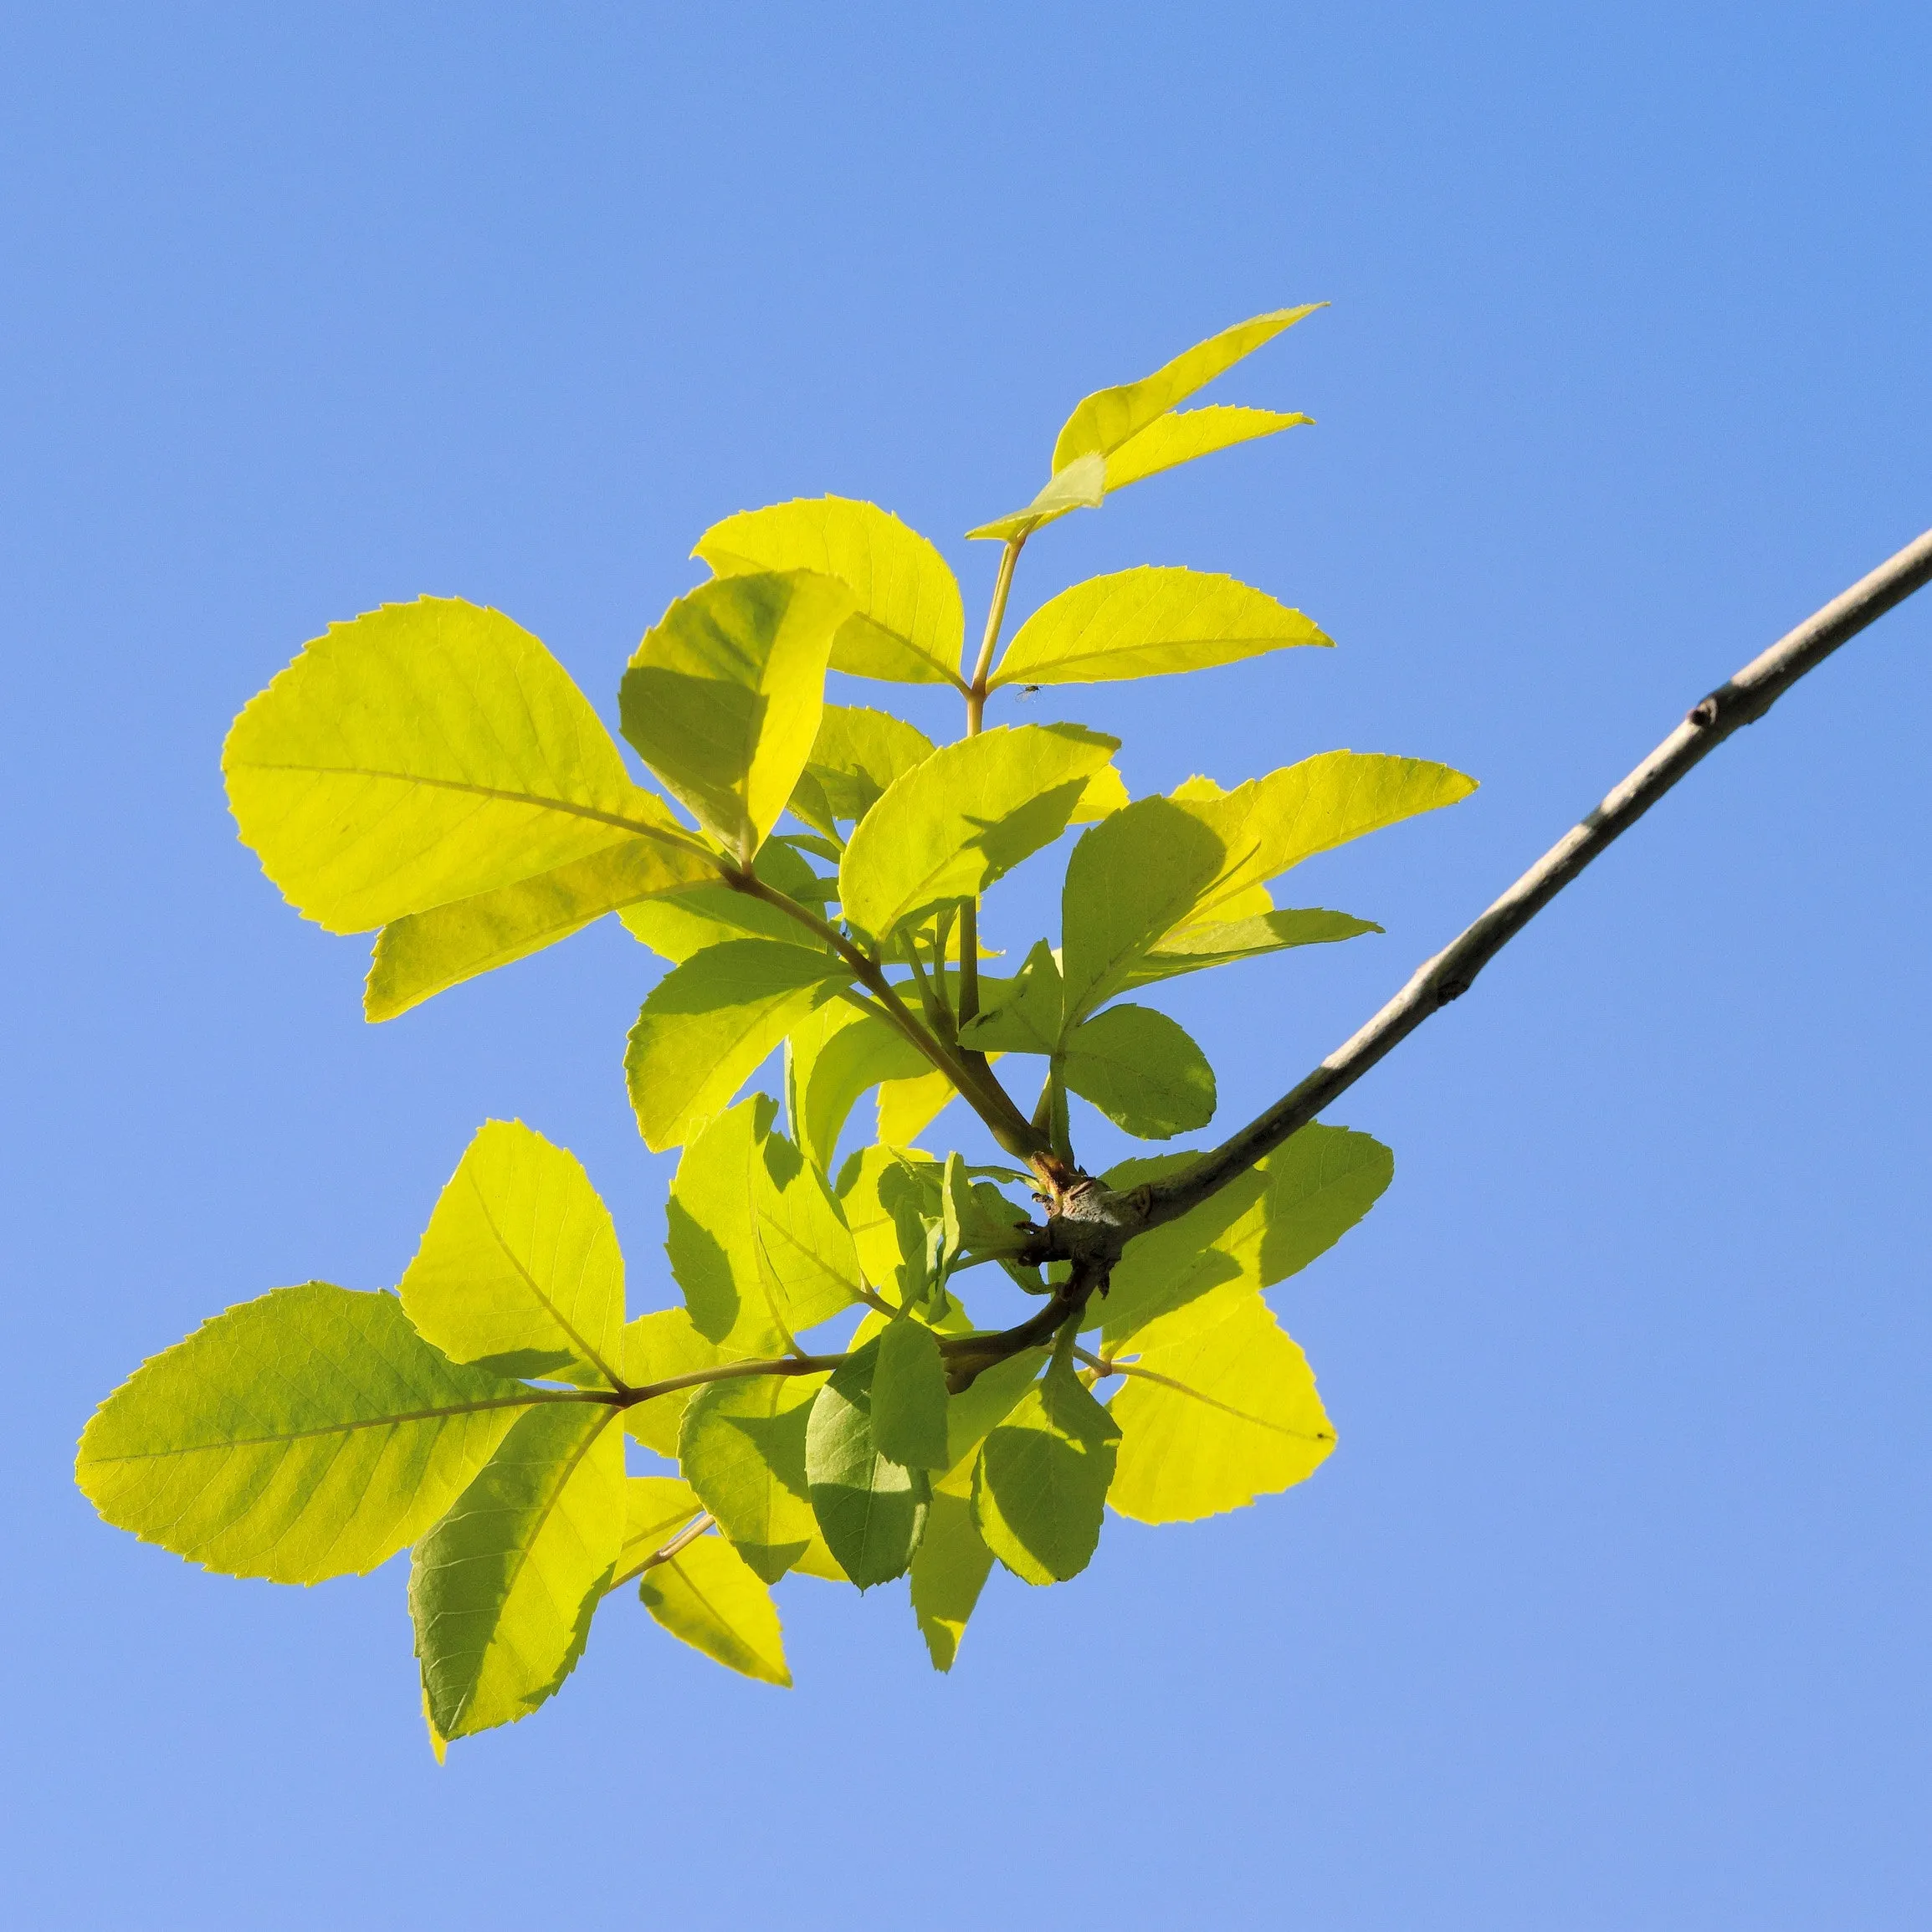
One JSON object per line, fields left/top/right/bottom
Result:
{"left": 77, "top": 306, "right": 1477, "bottom": 1748}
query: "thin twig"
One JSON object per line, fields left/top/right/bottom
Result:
{"left": 1142, "top": 525, "right": 1932, "bottom": 1229}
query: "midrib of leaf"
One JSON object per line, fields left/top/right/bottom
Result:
{"left": 86, "top": 1389, "right": 595, "bottom": 1460}
{"left": 465, "top": 1171, "right": 623, "bottom": 1390}
{"left": 1104, "top": 1358, "right": 1330, "bottom": 1440}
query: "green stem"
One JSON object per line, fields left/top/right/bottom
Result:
{"left": 959, "top": 534, "right": 1026, "bottom": 1027}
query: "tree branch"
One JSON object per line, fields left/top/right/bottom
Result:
{"left": 1140, "top": 525, "right": 1932, "bottom": 1229}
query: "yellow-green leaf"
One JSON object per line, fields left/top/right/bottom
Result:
{"left": 1052, "top": 305, "right": 1324, "bottom": 470}
{"left": 1099, "top": 403, "right": 1311, "bottom": 494}
{"left": 992, "top": 567, "right": 1330, "bottom": 689}
{"left": 398, "top": 1119, "right": 628, "bottom": 1390}
{"left": 76, "top": 1283, "right": 545, "bottom": 1584}
{"left": 1106, "top": 1293, "right": 1335, "bottom": 1523}
{"left": 619, "top": 1309, "right": 724, "bottom": 1457}
{"left": 694, "top": 496, "right": 966, "bottom": 687}
{"left": 640, "top": 1532, "right": 792, "bottom": 1686}
{"left": 972, "top": 1357, "right": 1120, "bottom": 1585}
{"left": 1063, "top": 1003, "right": 1217, "bottom": 1140}
{"left": 618, "top": 1473, "right": 705, "bottom": 1575}
{"left": 679, "top": 1371, "right": 823, "bottom": 1582}
{"left": 790, "top": 703, "right": 936, "bottom": 838}
{"left": 620, "top": 570, "right": 853, "bottom": 864}
{"left": 840, "top": 723, "right": 1120, "bottom": 944}
{"left": 1124, "top": 905, "right": 1381, "bottom": 991}
{"left": 785, "top": 997, "right": 930, "bottom": 1177}
{"left": 959, "top": 940, "right": 1063, "bottom": 1054}
{"left": 410, "top": 1401, "right": 626, "bottom": 1740}
{"left": 875, "top": 1068, "right": 963, "bottom": 1148}
{"left": 223, "top": 597, "right": 700, "bottom": 934}
{"left": 965, "top": 453, "right": 1107, "bottom": 544}
{"left": 871, "top": 1316, "right": 951, "bottom": 1470}
{"left": 626, "top": 939, "right": 850, "bottom": 1152}
{"left": 910, "top": 1461, "right": 995, "bottom": 1673}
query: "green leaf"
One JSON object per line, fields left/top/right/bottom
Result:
{"left": 620, "top": 839, "right": 830, "bottom": 967}
{"left": 620, "top": 570, "right": 853, "bottom": 864}
{"left": 837, "top": 1142, "right": 935, "bottom": 1291}
{"left": 966, "top": 453, "right": 1107, "bottom": 544}
{"left": 942, "top": 1347, "right": 1047, "bottom": 1473}
{"left": 694, "top": 497, "right": 966, "bottom": 687}
{"left": 791, "top": 704, "right": 937, "bottom": 836}
{"left": 668, "top": 1097, "right": 863, "bottom": 1353}
{"left": 910, "top": 1462, "right": 995, "bottom": 1673}
{"left": 992, "top": 567, "right": 1330, "bottom": 689}
{"left": 1098, "top": 403, "right": 1311, "bottom": 495}
{"left": 1096, "top": 1125, "right": 1394, "bottom": 1346}
{"left": 410, "top": 1400, "right": 626, "bottom": 1740}
{"left": 1106, "top": 1293, "right": 1335, "bottom": 1524}
{"left": 804, "top": 1340, "right": 931, "bottom": 1587}
{"left": 223, "top": 597, "right": 704, "bottom": 934}
{"left": 625, "top": 939, "right": 850, "bottom": 1152}
{"left": 366, "top": 829, "right": 720, "bottom": 1019}
{"left": 958, "top": 940, "right": 1063, "bottom": 1054}
{"left": 1060, "top": 755, "right": 1477, "bottom": 1023}
{"left": 679, "top": 1371, "right": 823, "bottom": 1582}
{"left": 1052, "top": 305, "right": 1324, "bottom": 469}
{"left": 640, "top": 1532, "right": 792, "bottom": 1686}
{"left": 972, "top": 1357, "right": 1120, "bottom": 1585}
{"left": 76, "top": 1283, "right": 546, "bottom": 1584}
{"left": 1123, "top": 905, "right": 1381, "bottom": 990}
{"left": 871, "top": 1316, "right": 951, "bottom": 1470}
{"left": 785, "top": 997, "right": 930, "bottom": 1177}
{"left": 398, "top": 1119, "right": 628, "bottom": 1390}
{"left": 1063, "top": 1004, "right": 1217, "bottom": 1140}
{"left": 839, "top": 723, "right": 1120, "bottom": 944}
{"left": 619, "top": 1309, "right": 723, "bottom": 1456}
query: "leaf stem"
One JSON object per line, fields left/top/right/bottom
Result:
{"left": 959, "top": 534, "right": 1027, "bottom": 1028}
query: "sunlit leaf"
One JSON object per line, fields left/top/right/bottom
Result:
{"left": 410, "top": 1401, "right": 625, "bottom": 1740}
{"left": 1099, "top": 404, "right": 1311, "bottom": 494}
{"left": 992, "top": 567, "right": 1329, "bottom": 689}
{"left": 790, "top": 704, "right": 936, "bottom": 837}
{"left": 786, "top": 998, "right": 930, "bottom": 1177}
{"left": 618, "top": 836, "right": 828, "bottom": 965}
{"left": 620, "top": 570, "right": 853, "bottom": 864}
{"left": 959, "top": 940, "right": 1064, "bottom": 1054}
{"left": 805, "top": 1339, "right": 931, "bottom": 1587}
{"left": 640, "top": 1532, "right": 792, "bottom": 1686}
{"left": 1106, "top": 1293, "right": 1335, "bottom": 1523}
{"left": 1123, "top": 905, "right": 1381, "bottom": 990}
{"left": 679, "top": 1371, "right": 824, "bottom": 1582}
{"left": 625, "top": 939, "right": 851, "bottom": 1152}
{"left": 973, "top": 1357, "right": 1119, "bottom": 1585}
{"left": 398, "top": 1120, "right": 627, "bottom": 1390}
{"left": 223, "top": 597, "right": 702, "bottom": 934}
{"left": 618, "top": 1473, "right": 705, "bottom": 1571}
{"left": 1063, "top": 1003, "right": 1217, "bottom": 1140}
{"left": 619, "top": 1309, "right": 724, "bottom": 1457}
{"left": 840, "top": 723, "right": 1120, "bottom": 944}
{"left": 910, "top": 1461, "right": 994, "bottom": 1673}
{"left": 966, "top": 453, "right": 1107, "bottom": 544}
{"left": 76, "top": 1284, "right": 545, "bottom": 1584}
{"left": 694, "top": 497, "right": 966, "bottom": 687}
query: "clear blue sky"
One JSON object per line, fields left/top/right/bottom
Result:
{"left": 5, "top": 6, "right": 1928, "bottom": 1927}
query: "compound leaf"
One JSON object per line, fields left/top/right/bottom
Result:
{"left": 76, "top": 1283, "right": 545, "bottom": 1584}
{"left": 223, "top": 597, "right": 701, "bottom": 934}
{"left": 399, "top": 1120, "right": 627, "bottom": 1391}
{"left": 679, "top": 1371, "right": 823, "bottom": 1582}
{"left": 640, "top": 1533, "right": 792, "bottom": 1686}
{"left": 992, "top": 567, "right": 1329, "bottom": 689}
{"left": 804, "top": 1339, "right": 931, "bottom": 1587}
{"left": 626, "top": 939, "right": 850, "bottom": 1152}
{"left": 410, "top": 1400, "right": 626, "bottom": 1740}
{"left": 620, "top": 570, "right": 853, "bottom": 864}
{"left": 840, "top": 723, "right": 1120, "bottom": 945}
{"left": 972, "top": 1357, "right": 1120, "bottom": 1585}
{"left": 694, "top": 497, "right": 966, "bottom": 688}
{"left": 1063, "top": 1004, "right": 1217, "bottom": 1140}
{"left": 1106, "top": 1293, "right": 1335, "bottom": 1523}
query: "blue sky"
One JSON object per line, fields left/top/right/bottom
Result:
{"left": 4, "top": 5, "right": 1929, "bottom": 1927}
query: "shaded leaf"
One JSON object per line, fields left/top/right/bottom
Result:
{"left": 959, "top": 940, "right": 1064, "bottom": 1054}
{"left": 679, "top": 1371, "right": 823, "bottom": 1582}
{"left": 805, "top": 1339, "right": 930, "bottom": 1587}
{"left": 871, "top": 1317, "right": 951, "bottom": 1470}
{"left": 641, "top": 1533, "right": 792, "bottom": 1686}
{"left": 1123, "top": 905, "right": 1381, "bottom": 990}
{"left": 1063, "top": 1004, "right": 1217, "bottom": 1140}
{"left": 966, "top": 453, "right": 1107, "bottom": 545}
{"left": 972, "top": 1357, "right": 1120, "bottom": 1585}
{"left": 785, "top": 997, "right": 930, "bottom": 1178}
{"left": 76, "top": 1284, "right": 544, "bottom": 1584}
{"left": 791, "top": 705, "right": 936, "bottom": 833}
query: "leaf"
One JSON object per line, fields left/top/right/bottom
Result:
{"left": 942, "top": 1347, "right": 1047, "bottom": 1473}
{"left": 223, "top": 597, "right": 703, "bottom": 934}
{"left": 694, "top": 497, "right": 966, "bottom": 688}
{"left": 1060, "top": 755, "right": 1477, "bottom": 1023}
{"left": 791, "top": 705, "right": 937, "bottom": 837}
{"left": 871, "top": 1317, "right": 951, "bottom": 1470}
{"left": 1097, "top": 1125, "right": 1394, "bottom": 1346}
{"left": 366, "top": 829, "right": 720, "bottom": 1019}
{"left": 410, "top": 1401, "right": 626, "bottom": 1740}
{"left": 398, "top": 1120, "right": 628, "bottom": 1391}
{"left": 839, "top": 723, "right": 1120, "bottom": 944}
{"left": 76, "top": 1283, "right": 546, "bottom": 1583}
{"left": 668, "top": 1097, "right": 862, "bottom": 1353}
{"left": 640, "top": 1533, "right": 792, "bottom": 1686}
{"left": 618, "top": 1473, "right": 704, "bottom": 1571}
{"left": 785, "top": 998, "right": 930, "bottom": 1177}
{"left": 971, "top": 1357, "right": 1120, "bottom": 1585}
{"left": 1106, "top": 1294, "right": 1335, "bottom": 1524}
{"left": 620, "top": 570, "right": 854, "bottom": 864}
{"left": 1070, "top": 763, "right": 1131, "bottom": 822}
{"left": 910, "top": 1463, "right": 995, "bottom": 1673}
{"left": 1123, "top": 905, "right": 1381, "bottom": 991}
{"left": 679, "top": 1372, "right": 823, "bottom": 1582}
{"left": 959, "top": 940, "right": 1063, "bottom": 1054}
{"left": 625, "top": 939, "right": 850, "bottom": 1152}
{"left": 992, "top": 567, "right": 1330, "bottom": 689}
{"left": 875, "top": 1068, "right": 962, "bottom": 1148}
{"left": 966, "top": 453, "right": 1107, "bottom": 544}
{"left": 619, "top": 1309, "right": 723, "bottom": 1456}
{"left": 1099, "top": 404, "right": 1311, "bottom": 495}
{"left": 1063, "top": 1004, "right": 1217, "bottom": 1140}
{"left": 837, "top": 1143, "right": 935, "bottom": 1290}
{"left": 804, "top": 1340, "right": 931, "bottom": 1587}
{"left": 619, "top": 838, "right": 828, "bottom": 967}
{"left": 1052, "top": 305, "right": 1324, "bottom": 470}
